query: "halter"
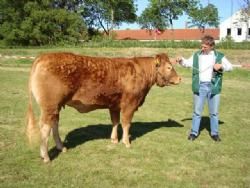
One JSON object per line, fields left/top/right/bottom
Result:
{"left": 155, "top": 62, "right": 171, "bottom": 85}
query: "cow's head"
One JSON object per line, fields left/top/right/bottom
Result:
{"left": 154, "top": 53, "right": 181, "bottom": 87}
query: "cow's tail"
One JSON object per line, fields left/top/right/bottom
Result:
{"left": 26, "top": 63, "right": 40, "bottom": 145}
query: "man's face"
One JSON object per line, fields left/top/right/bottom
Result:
{"left": 201, "top": 43, "right": 213, "bottom": 54}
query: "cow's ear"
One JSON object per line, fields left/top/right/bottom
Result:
{"left": 155, "top": 58, "right": 161, "bottom": 67}
{"left": 155, "top": 54, "right": 162, "bottom": 67}
{"left": 156, "top": 53, "right": 170, "bottom": 62}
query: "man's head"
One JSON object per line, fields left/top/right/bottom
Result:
{"left": 201, "top": 35, "right": 215, "bottom": 54}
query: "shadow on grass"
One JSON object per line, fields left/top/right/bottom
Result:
{"left": 181, "top": 116, "right": 224, "bottom": 134}
{"left": 48, "top": 119, "right": 183, "bottom": 161}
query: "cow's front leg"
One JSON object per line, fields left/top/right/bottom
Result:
{"left": 121, "top": 107, "right": 135, "bottom": 148}
{"left": 109, "top": 109, "right": 120, "bottom": 144}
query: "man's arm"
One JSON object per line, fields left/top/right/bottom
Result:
{"left": 214, "top": 56, "right": 233, "bottom": 72}
{"left": 176, "top": 55, "right": 193, "bottom": 68}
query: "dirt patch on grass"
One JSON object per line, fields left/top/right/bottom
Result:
{"left": 241, "top": 64, "right": 250, "bottom": 69}
{"left": 0, "top": 66, "right": 30, "bottom": 72}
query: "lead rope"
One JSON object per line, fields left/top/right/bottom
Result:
{"left": 181, "top": 62, "right": 223, "bottom": 87}
{"left": 181, "top": 62, "right": 223, "bottom": 74}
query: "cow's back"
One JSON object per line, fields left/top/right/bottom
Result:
{"left": 30, "top": 52, "right": 155, "bottom": 112}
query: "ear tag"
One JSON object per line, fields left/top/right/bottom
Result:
{"left": 155, "top": 59, "right": 160, "bottom": 66}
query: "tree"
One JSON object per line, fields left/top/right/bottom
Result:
{"left": 240, "top": 0, "right": 250, "bottom": 17}
{"left": 0, "top": 0, "right": 87, "bottom": 45}
{"left": 239, "top": 0, "right": 250, "bottom": 40}
{"left": 138, "top": 0, "right": 199, "bottom": 31}
{"left": 138, "top": 0, "right": 219, "bottom": 32}
{"left": 81, "top": 0, "right": 137, "bottom": 36}
{"left": 188, "top": 3, "right": 219, "bottom": 31}
{"left": 137, "top": 3, "right": 167, "bottom": 30}
{"left": 51, "top": 0, "right": 84, "bottom": 12}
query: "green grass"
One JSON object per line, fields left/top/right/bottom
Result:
{"left": 1, "top": 39, "right": 250, "bottom": 49}
{"left": 1, "top": 47, "right": 250, "bottom": 65}
{"left": 0, "top": 48, "right": 250, "bottom": 188}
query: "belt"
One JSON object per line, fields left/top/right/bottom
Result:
{"left": 200, "top": 81, "right": 211, "bottom": 84}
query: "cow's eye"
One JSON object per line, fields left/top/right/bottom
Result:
{"left": 167, "top": 66, "right": 172, "bottom": 70}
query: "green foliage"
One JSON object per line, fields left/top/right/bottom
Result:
{"left": 0, "top": 0, "right": 88, "bottom": 46}
{"left": 138, "top": 3, "right": 166, "bottom": 30}
{"left": 81, "top": 0, "right": 137, "bottom": 35}
{"left": 188, "top": 3, "right": 219, "bottom": 30}
{"left": 1, "top": 38, "right": 250, "bottom": 50}
{"left": 78, "top": 39, "right": 200, "bottom": 48}
{"left": 80, "top": 40, "right": 250, "bottom": 50}
{"left": 240, "top": 0, "right": 250, "bottom": 20}
{"left": 217, "top": 37, "right": 250, "bottom": 49}
{"left": 137, "top": 0, "right": 219, "bottom": 32}
{"left": 50, "top": 0, "right": 85, "bottom": 11}
{"left": 0, "top": 0, "right": 138, "bottom": 45}
{"left": 138, "top": 0, "right": 199, "bottom": 30}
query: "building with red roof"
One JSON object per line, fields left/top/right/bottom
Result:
{"left": 112, "top": 29, "right": 220, "bottom": 41}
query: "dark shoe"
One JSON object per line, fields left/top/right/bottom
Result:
{"left": 188, "top": 134, "right": 197, "bottom": 141}
{"left": 211, "top": 135, "right": 221, "bottom": 142}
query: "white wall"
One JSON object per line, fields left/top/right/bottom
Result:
{"left": 220, "top": 10, "right": 250, "bottom": 42}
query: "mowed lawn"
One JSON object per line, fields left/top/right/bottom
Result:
{"left": 0, "top": 48, "right": 250, "bottom": 188}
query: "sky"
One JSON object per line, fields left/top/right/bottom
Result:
{"left": 119, "top": 0, "right": 243, "bottom": 30}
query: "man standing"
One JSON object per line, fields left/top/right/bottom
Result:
{"left": 176, "top": 35, "right": 233, "bottom": 141}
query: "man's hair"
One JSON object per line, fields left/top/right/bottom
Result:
{"left": 201, "top": 35, "right": 215, "bottom": 47}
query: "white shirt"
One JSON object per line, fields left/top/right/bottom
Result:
{"left": 180, "top": 51, "right": 233, "bottom": 82}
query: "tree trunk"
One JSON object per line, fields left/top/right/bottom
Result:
{"left": 109, "top": 8, "right": 114, "bottom": 38}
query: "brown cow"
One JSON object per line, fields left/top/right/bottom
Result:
{"left": 26, "top": 52, "right": 181, "bottom": 162}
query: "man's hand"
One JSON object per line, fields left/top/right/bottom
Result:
{"left": 169, "top": 57, "right": 182, "bottom": 65}
{"left": 213, "top": 64, "right": 223, "bottom": 71}
{"left": 175, "top": 57, "right": 183, "bottom": 64}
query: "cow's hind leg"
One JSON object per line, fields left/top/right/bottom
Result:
{"left": 109, "top": 109, "right": 120, "bottom": 144}
{"left": 52, "top": 120, "right": 67, "bottom": 153}
{"left": 39, "top": 120, "right": 51, "bottom": 163}
{"left": 40, "top": 108, "right": 63, "bottom": 163}
{"left": 121, "top": 107, "right": 135, "bottom": 148}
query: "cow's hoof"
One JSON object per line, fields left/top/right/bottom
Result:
{"left": 111, "top": 138, "right": 118, "bottom": 144}
{"left": 43, "top": 157, "right": 51, "bottom": 163}
{"left": 122, "top": 141, "right": 131, "bottom": 148}
{"left": 61, "top": 147, "right": 67, "bottom": 153}
{"left": 56, "top": 146, "right": 67, "bottom": 153}
{"left": 125, "top": 144, "right": 131, "bottom": 148}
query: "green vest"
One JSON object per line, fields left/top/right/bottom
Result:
{"left": 192, "top": 50, "right": 224, "bottom": 94}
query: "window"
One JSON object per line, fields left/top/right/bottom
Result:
{"left": 248, "top": 28, "right": 250, "bottom": 35}
{"left": 237, "top": 28, "right": 242, "bottom": 35}
{"left": 227, "top": 28, "right": 231, "bottom": 36}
